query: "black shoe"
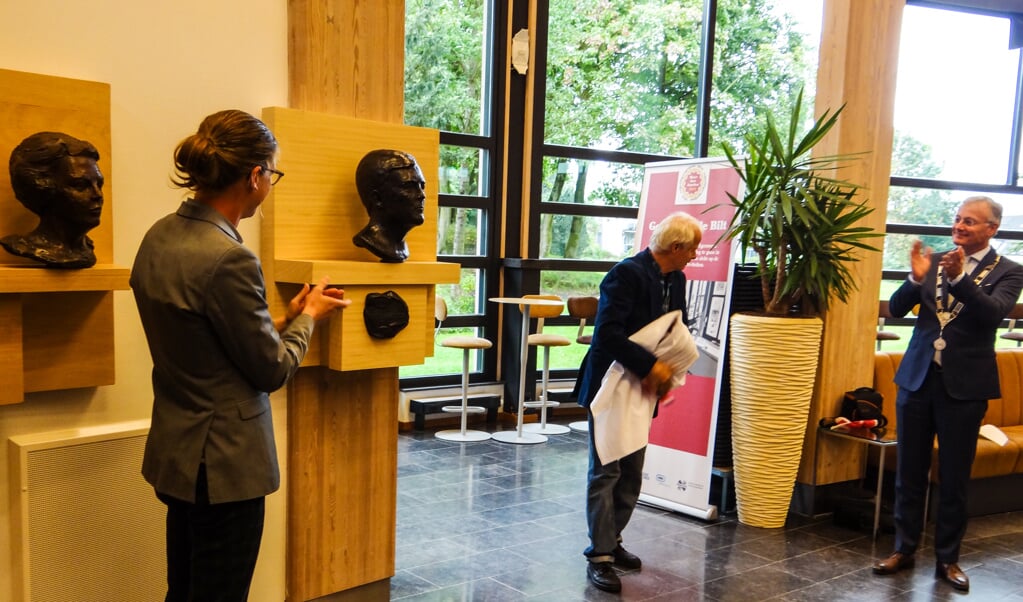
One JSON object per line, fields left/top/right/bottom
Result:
{"left": 613, "top": 545, "right": 642, "bottom": 570}
{"left": 586, "top": 561, "right": 621, "bottom": 593}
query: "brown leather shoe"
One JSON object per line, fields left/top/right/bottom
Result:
{"left": 936, "top": 562, "right": 969, "bottom": 591}
{"left": 872, "top": 551, "right": 915, "bottom": 575}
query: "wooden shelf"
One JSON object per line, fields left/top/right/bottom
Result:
{"left": 0, "top": 264, "right": 130, "bottom": 293}
{"left": 275, "top": 259, "right": 460, "bottom": 286}
{"left": 275, "top": 259, "right": 459, "bottom": 372}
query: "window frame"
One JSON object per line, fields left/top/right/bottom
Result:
{"left": 885, "top": 4, "right": 1023, "bottom": 309}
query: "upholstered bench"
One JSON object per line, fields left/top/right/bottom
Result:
{"left": 873, "top": 349, "right": 1023, "bottom": 514}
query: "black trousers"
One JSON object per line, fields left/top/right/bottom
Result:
{"left": 157, "top": 465, "right": 266, "bottom": 602}
{"left": 893, "top": 363, "right": 986, "bottom": 563}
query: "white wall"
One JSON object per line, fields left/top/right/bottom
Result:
{"left": 0, "top": 1, "right": 291, "bottom": 599}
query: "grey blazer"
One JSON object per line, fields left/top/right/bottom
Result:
{"left": 131, "top": 200, "right": 315, "bottom": 504}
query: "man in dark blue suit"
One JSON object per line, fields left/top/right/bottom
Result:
{"left": 574, "top": 212, "right": 702, "bottom": 593}
{"left": 873, "top": 196, "right": 1023, "bottom": 591}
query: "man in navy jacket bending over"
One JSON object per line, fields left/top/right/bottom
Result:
{"left": 574, "top": 212, "right": 702, "bottom": 593}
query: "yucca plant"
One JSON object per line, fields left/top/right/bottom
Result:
{"left": 720, "top": 88, "right": 882, "bottom": 316}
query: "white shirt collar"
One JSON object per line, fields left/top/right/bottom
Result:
{"left": 967, "top": 247, "right": 991, "bottom": 264}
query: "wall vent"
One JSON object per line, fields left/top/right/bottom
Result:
{"left": 8, "top": 420, "right": 165, "bottom": 602}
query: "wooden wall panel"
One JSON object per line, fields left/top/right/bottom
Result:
{"left": 0, "top": 69, "right": 127, "bottom": 404}
{"left": 0, "top": 296, "right": 24, "bottom": 404}
{"left": 288, "top": 0, "right": 405, "bottom": 123}
{"left": 23, "top": 292, "right": 115, "bottom": 393}
{"left": 261, "top": 107, "right": 439, "bottom": 265}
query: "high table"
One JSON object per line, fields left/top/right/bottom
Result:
{"left": 489, "top": 296, "right": 566, "bottom": 444}
{"left": 815, "top": 424, "right": 897, "bottom": 539}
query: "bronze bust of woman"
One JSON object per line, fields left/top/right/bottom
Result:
{"left": 352, "top": 149, "right": 426, "bottom": 263}
{"left": 2, "top": 131, "right": 104, "bottom": 269}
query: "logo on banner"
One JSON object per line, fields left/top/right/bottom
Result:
{"left": 677, "top": 165, "right": 706, "bottom": 204}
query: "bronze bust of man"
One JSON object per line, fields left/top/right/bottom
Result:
{"left": 2, "top": 131, "right": 104, "bottom": 269}
{"left": 352, "top": 149, "right": 426, "bottom": 263}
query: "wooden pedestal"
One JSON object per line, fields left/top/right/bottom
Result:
{"left": 260, "top": 107, "right": 455, "bottom": 600}
{"left": 286, "top": 367, "right": 398, "bottom": 601}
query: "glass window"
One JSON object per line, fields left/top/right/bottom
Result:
{"left": 535, "top": 269, "right": 606, "bottom": 372}
{"left": 884, "top": 187, "right": 1023, "bottom": 270}
{"left": 404, "top": 1, "right": 497, "bottom": 385}
{"left": 537, "top": 0, "right": 822, "bottom": 265}
{"left": 883, "top": 184, "right": 958, "bottom": 270}
{"left": 540, "top": 270, "right": 606, "bottom": 300}
{"left": 543, "top": 0, "right": 819, "bottom": 157}
{"left": 400, "top": 270, "right": 488, "bottom": 379}
{"left": 438, "top": 269, "right": 485, "bottom": 315}
{"left": 544, "top": 0, "right": 705, "bottom": 155}
{"left": 438, "top": 208, "right": 485, "bottom": 256}
{"left": 540, "top": 157, "right": 644, "bottom": 207}
{"left": 893, "top": 6, "right": 1019, "bottom": 185}
{"left": 538, "top": 214, "right": 638, "bottom": 260}
{"left": 399, "top": 327, "right": 487, "bottom": 378}
{"left": 439, "top": 145, "right": 487, "bottom": 196}
{"left": 404, "top": 0, "right": 488, "bottom": 135}
{"left": 708, "top": 0, "right": 821, "bottom": 154}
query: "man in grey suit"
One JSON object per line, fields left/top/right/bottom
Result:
{"left": 131, "top": 110, "right": 348, "bottom": 602}
{"left": 873, "top": 196, "right": 1023, "bottom": 591}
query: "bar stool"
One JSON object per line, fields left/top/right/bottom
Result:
{"left": 521, "top": 294, "right": 572, "bottom": 435}
{"left": 567, "top": 296, "right": 598, "bottom": 433}
{"left": 434, "top": 297, "right": 493, "bottom": 442}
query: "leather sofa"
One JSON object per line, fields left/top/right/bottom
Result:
{"left": 873, "top": 349, "right": 1023, "bottom": 514}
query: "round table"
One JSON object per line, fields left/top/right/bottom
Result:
{"left": 488, "top": 296, "right": 565, "bottom": 444}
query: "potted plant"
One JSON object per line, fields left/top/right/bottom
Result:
{"left": 719, "top": 88, "right": 881, "bottom": 528}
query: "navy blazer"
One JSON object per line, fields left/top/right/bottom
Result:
{"left": 889, "top": 249, "right": 1023, "bottom": 401}
{"left": 575, "top": 248, "right": 688, "bottom": 408}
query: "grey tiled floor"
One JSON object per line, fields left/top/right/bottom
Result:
{"left": 392, "top": 421, "right": 1023, "bottom": 600}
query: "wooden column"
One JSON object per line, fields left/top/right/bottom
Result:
{"left": 282, "top": 2, "right": 408, "bottom": 601}
{"left": 286, "top": 367, "right": 399, "bottom": 599}
{"left": 799, "top": 0, "right": 905, "bottom": 487}
{"left": 288, "top": 0, "right": 405, "bottom": 123}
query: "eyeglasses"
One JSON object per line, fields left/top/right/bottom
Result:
{"left": 954, "top": 216, "right": 994, "bottom": 227}
{"left": 262, "top": 166, "right": 285, "bottom": 186}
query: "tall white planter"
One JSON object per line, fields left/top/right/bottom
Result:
{"left": 729, "top": 313, "right": 823, "bottom": 528}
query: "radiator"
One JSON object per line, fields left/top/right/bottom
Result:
{"left": 8, "top": 419, "right": 166, "bottom": 602}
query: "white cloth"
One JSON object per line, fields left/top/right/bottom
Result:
{"left": 590, "top": 310, "right": 699, "bottom": 465}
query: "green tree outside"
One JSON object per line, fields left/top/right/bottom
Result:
{"left": 405, "top": 1, "right": 948, "bottom": 375}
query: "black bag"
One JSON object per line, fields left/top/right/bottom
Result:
{"left": 841, "top": 387, "right": 887, "bottom": 427}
